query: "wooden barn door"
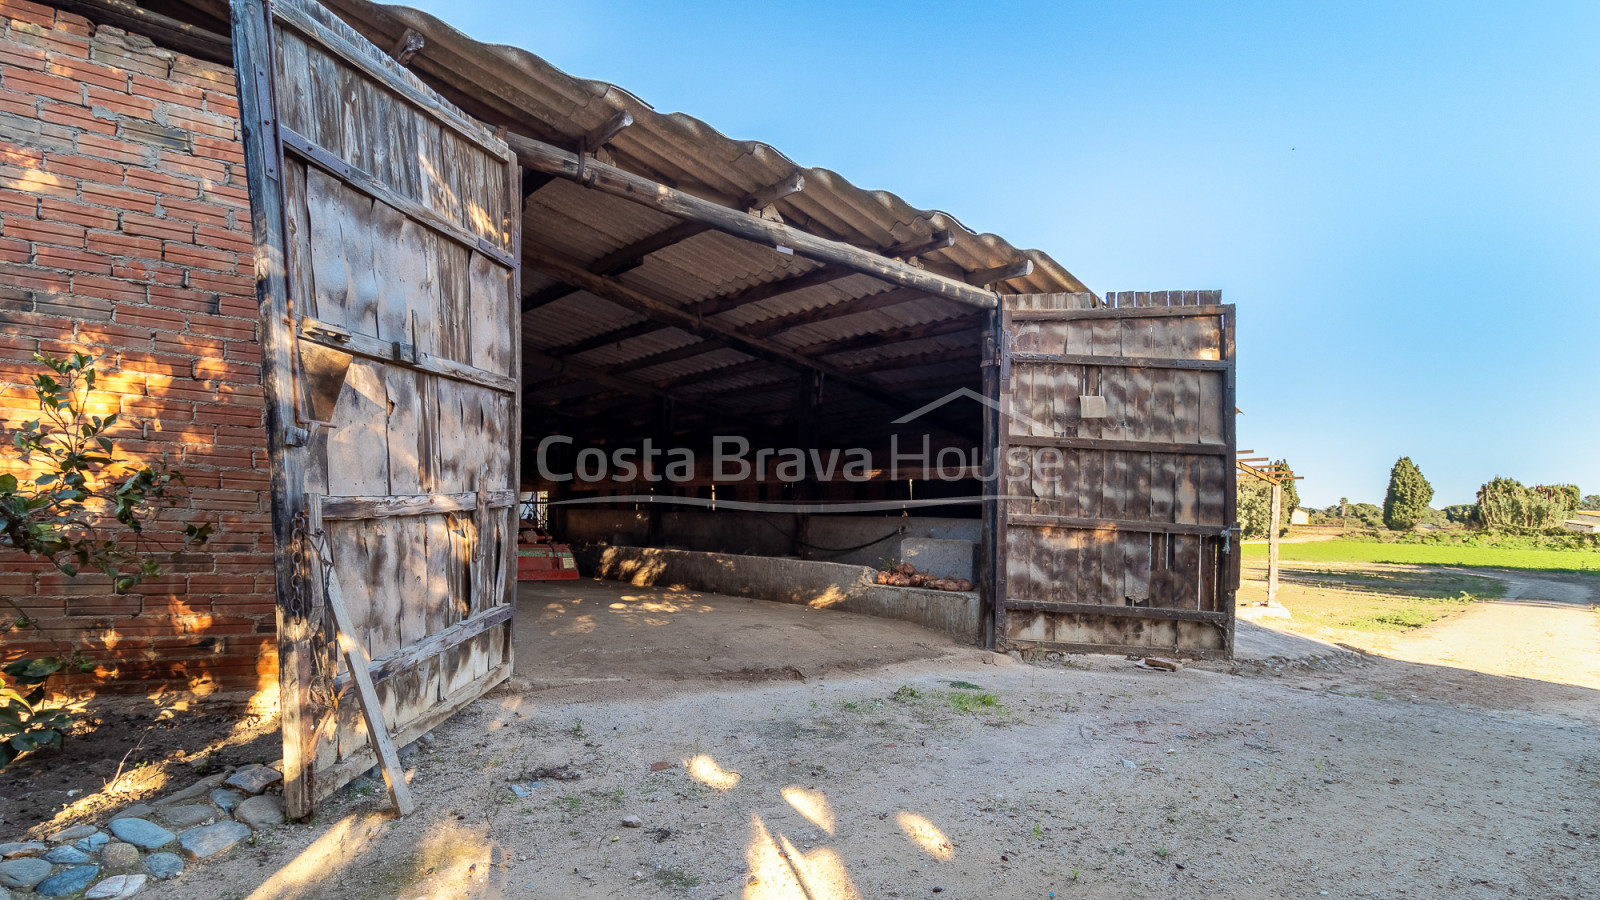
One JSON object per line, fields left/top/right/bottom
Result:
{"left": 989, "top": 292, "right": 1237, "bottom": 658}
{"left": 232, "top": 0, "right": 521, "bottom": 816}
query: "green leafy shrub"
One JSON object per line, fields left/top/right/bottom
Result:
{"left": 1474, "top": 477, "right": 1580, "bottom": 530}
{"left": 0, "top": 657, "right": 71, "bottom": 765}
{"left": 0, "top": 352, "right": 211, "bottom": 766}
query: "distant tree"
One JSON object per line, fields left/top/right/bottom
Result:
{"left": 1236, "top": 459, "right": 1297, "bottom": 538}
{"left": 1582, "top": 493, "right": 1600, "bottom": 511}
{"left": 1237, "top": 483, "right": 1270, "bottom": 539}
{"left": 1382, "top": 457, "right": 1433, "bottom": 530}
{"left": 1441, "top": 504, "right": 1476, "bottom": 525}
{"left": 1475, "top": 478, "right": 1579, "bottom": 530}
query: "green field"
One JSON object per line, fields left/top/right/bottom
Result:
{"left": 1243, "top": 539, "right": 1600, "bottom": 573}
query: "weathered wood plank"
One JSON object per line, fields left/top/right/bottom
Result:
{"left": 1006, "top": 435, "right": 1230, "bottom": 456}
{"left": 1007, "top": 353, "right": 1228, "bottom": 370}
{"left": 298, "top": 314, "right": 518, "bottom": 393}
{"left": 320, "top": 490, "right": 517, "bottom": 520}
{"left": 284, "top": 126, "right": 516, "bottom": 269}
{"left": 1009, "top": 304, "right": 1234, "bottom": 321}
{"left": 1004, "top": 601, "right": 1229, "bottom": 624}
{"left": 272, "top": 0, "right": 513, "bottom": 163}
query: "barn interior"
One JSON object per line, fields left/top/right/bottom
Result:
{"left": 291, "top": 0, "right": 1093, "bottom": 609}
{"left": 127, "top": 0, "right": 1093, "bottom": 640}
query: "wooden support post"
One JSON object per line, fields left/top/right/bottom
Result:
{"left": 323, "top": 572, "right": 416, "bottom": 817}
{"left": 1268, "top": 482, "right": 1282, "bottom": 604}
{"left": 793, "top": 371, "right": 823, "bottom": 560}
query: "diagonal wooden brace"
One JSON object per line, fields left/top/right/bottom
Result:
{"left": 322, "top": 567, "right": 417, "bottom": 817}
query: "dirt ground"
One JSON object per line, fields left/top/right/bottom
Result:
{"left": 117, "top": 572, "right": 1600, "bottom": 900}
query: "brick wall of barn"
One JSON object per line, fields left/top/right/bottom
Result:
{"left": 0, "top": 0, "right": 276, "bottom": 700}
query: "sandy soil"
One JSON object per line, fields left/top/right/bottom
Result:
{"left": 132, "top": 577, "right": 1599, "bottom": 900}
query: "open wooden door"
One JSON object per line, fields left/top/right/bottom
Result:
{"left": 232, "top": 0, "right": 521, "bottom": 816}
{"left": 988, "top": 291, "right": 1237, "bottom": 658}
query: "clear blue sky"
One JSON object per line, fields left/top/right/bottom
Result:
{"left": 410, "top": 0, "right": 1600, "bottom": 508}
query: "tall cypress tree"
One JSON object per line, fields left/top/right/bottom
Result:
{"left": 1383, "top": 457, "right": 1433, "bottom": 530}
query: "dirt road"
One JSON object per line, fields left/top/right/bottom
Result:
{"left": 142, "top": 579, "right": 1599, "bottom": 900}
{"left": 1376, "top": 570, "right": 1600, "bottom": 689}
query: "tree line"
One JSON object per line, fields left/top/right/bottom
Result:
{"left": 1284, "top": 455, "right": 1595, "bottom": 533}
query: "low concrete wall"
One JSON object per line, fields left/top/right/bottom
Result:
{"left": 564, "top": 510, "right": 979, "bottom": 569}
{"left": 584, "top": 545, "right": 981, "bottom": 644}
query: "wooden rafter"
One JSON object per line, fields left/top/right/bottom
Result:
{"left": 520, "top": 220, "right": 709, "bottom": 312}
{"left": 505, "top": 132, "right": 1000, "bottom": 310}
{"left": 522, "top": 248, "right": 976, "bottom": 437}
{"left": 966, "top": 259, "right": 1033, "bottom": 286}
{"left": 741, "top": 286, "right": 933, "bottom": 339}
{"left": 887, "top": 230, "right": 955, "bottom": 260}
{"left": 791, "top": 314, "right": 983, "bottom": 358}
{"left": 535, "top": 264, "right": 854, "bottom": 360}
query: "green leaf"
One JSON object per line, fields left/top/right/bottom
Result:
{"left": 0, "top": 474, "right": 14, "bottom": 493}
{"left": 2, "top": 658, "right": 63, "bottom": 682}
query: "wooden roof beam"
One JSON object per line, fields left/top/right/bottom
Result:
{"left": 53, "top": 0, "right": 233, "bottom": 64}
{"left": 836, "top": 346, "right": 980, "bottom": 375}
{"left": 506, "top": 132, "right": 999, "bottom": 310}
{"left": 792, "top": 314, "right": 984, "bottom": 358}
{"left": 522, "top": 247, "right": 973, "bottom": 436}
{"left": 522, "top": 346, "right": 762, "bottom": 426}
{"left": 519, "top": 221, "right": 704, "bottom": 312}
{"left": 966, "top": 258, "right": 1034, "bottom": 287}
{"left": 520, "top": 170, "right": 821, "bottom": 314}
{"left": 388, "top": 28, "right": 425, "bottom": 65}
{"left": 747, "top": 170, "right": 805, "bottom": 212}
{"left": 741, "top": 286, "right": 933, "bottom": 339}
{"left": 580, "top": 109, "right": 633, "bottom": 153}
{"left": 888, "top": 230, "right": 954, "bottom": 260}
{"left": 536, "top": 264, "right": 855, "bottom": 356}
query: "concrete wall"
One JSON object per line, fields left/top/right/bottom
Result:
{"left": 564, "top": 508, "right": 980, "bottom": 569}
{"left": 584, "top": 545, "right": 982, "bottom": 644}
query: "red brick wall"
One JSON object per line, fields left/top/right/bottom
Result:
{"left": 0, "top": 0, "right": 276, "bottom": 698}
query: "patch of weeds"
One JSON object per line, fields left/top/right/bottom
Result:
{"left": 649, "top": 864, "right": 701, "bottom": 891}
{"left": 947, "top": 680, "right": 983, "bottom": 690}
{"left": 891, "top": 685, "right": 920, "bottom": 701}
{"left": 554, "top": 795, "right": 583, "bottom": 813}
{"left": 569, "top": 718, "right": 585, "bottom": 737}
{"left": 1154, "top": 847, "right": 1169, "bottom": 859}
{"left": 841, "top": 698, "right": 883, "bottom": 713}
{"left": 1032, "top": 823, "right": 1044, "bottom": 839}
{"left": 947, "top": 690, "right": 1000, "bottom": 714}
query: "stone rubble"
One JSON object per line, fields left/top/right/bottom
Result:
{"left": 0, "top": 762, "right": 282, "bottom": 897}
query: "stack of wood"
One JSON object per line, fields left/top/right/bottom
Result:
{"left": 874, "top": 562, "right": 973, "bottom": 592}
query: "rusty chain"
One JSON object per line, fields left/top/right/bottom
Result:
{"left": 291, "top": 511, "right": 339, "bottom": 711}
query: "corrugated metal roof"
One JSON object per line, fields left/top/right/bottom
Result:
{"left": 327, "top": 0, "right": 1090, "bottom": 292}
{"left": 283, "top": 0, "right": 1098, "bottom": 433}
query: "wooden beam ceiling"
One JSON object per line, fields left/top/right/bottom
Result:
{"left": 522, "top": 247, "right": 976, "bottom": 438}
{"left": 505, "top": 132, "right": 999, "bottom": 310}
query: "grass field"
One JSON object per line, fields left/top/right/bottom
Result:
{"left": 1239, "top": 560, "right": 1504, "bottom": 636}
{"left": 1242, "top": 539, "right": 1600, "bottom": 573}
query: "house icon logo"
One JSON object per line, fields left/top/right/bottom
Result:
{"left": 891, "top": 386, "right": 1051, "bottom": 434}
